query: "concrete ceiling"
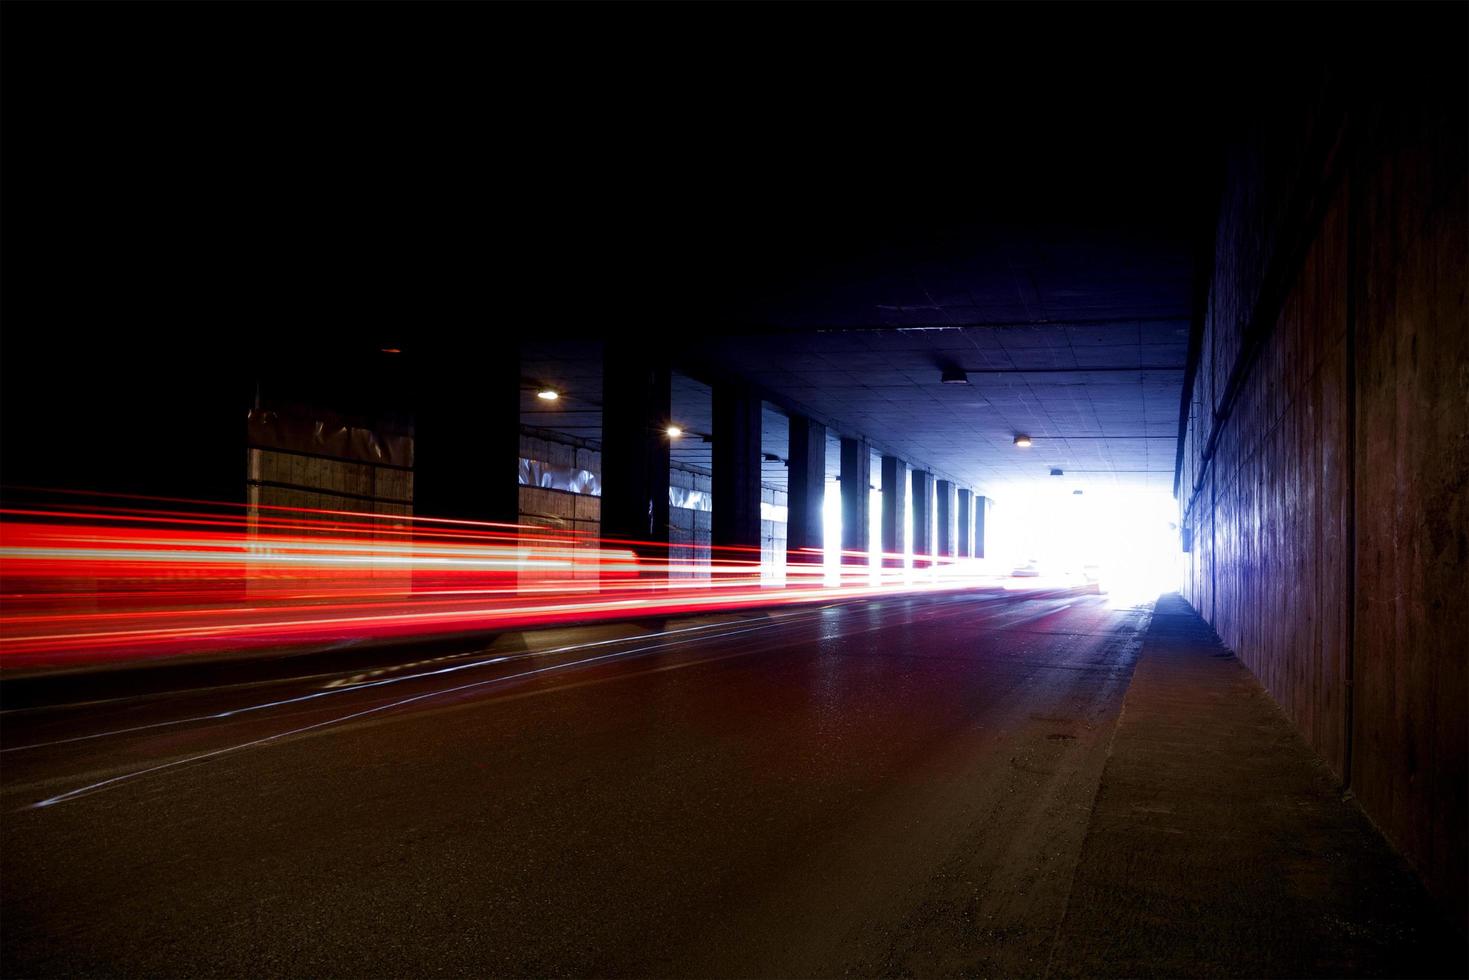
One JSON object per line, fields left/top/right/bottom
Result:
{"left": 692, "top": 322, "right": 1185, "bottom": 498}
{"left": 522, "top": 317, "right": 1185, "bottom": 503}
{"left": 499, "top": 7, "right": 1204, "bottom": 508}
{"left": 520, "top": 217, "right": 1191, "bottom": 503}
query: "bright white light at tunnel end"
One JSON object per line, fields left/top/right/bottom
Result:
{"left": 987, "top": 483, "right": 1181, "bottom": 610}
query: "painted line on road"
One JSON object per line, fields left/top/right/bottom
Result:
{"left": 3, "top": 615, "right": 782, "bottom": 754}
{"left": 26, "top": 619, "right": 805, "bottom": 809}
{"left": 20, "top": 590, "right": 1096, "bottom": 808}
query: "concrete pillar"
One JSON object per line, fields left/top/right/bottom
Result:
{"left": 957, "top": 488, "right": 973, "bottom": 558}
{"left": 880, "top": 455, "right": 907, "bottom": 567}
{"left": 712, "top": 383, "right": 761, "bottom": 553}
{"left": 600, "top": 347, "right": 671, "bottom": 556}
{"left": 786, "top": 416, "right": 826, "bottom": 573}
{"left": 974, "top": 495, "right": 989, "bottom": 559}
{"left": 936, "top": 479, "right": 956, "bottom": 558}
{"left": 409, "top": 346, "right": 519, "bottom": 597}
{"left": 412, "top": 343, "right": 521, "bottom": 525}
{"left": 911, "top": 469, "right": 933, "bottom": 567}
{"left": 839, "top": 436, "right": 869, "bottom": 565}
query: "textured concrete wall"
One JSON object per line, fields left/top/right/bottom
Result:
{"left": 1351, "top": 74, "right": 1468, "bottom": 913}
{"left": 518, "top": 434, "right": 602, "bottom": 583}
{"left": 1178, "top": 14, "right": 1466, "bottom": 919}
{"left": 247, "top": 449, "right": 413, "bottom": 518}
{"left": 245, "top": 400, "right": 414, "bottom": 530}
{"left": 760, "top": 487, "right": 789, "bottom": 584}
{"left": 518, "top": 486, "right": 601, "bottom": 585}
{"left": 669, "top": 468, "right": 713, "bottom": 580}
{"left": 1209, "top": 183, "right": 1353, "bottom": 771}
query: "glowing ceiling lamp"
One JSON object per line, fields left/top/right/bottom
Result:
{"left": 536, "top": 389, "right": 560, "bottom": 401}
{"left": 1013, "top": 434, "right": 1032, "bottom": 448}
{"left": 666, "top": 425, "right": 683, "bottom": 438}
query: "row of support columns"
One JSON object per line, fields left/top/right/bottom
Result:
{"left": 602, "top": 361, "right": 768, "bottom": 559}
{"left": 419, "top": 348, "right": 987, "bottom": 573}
{"left": 781, "top": 431, "right": 987, "bottom": 570}
{"left": 872, "top": 467, "right": 990, "bottom": 565}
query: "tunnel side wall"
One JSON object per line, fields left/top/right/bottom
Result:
{"left": 1178, "top": 14, "right": 1467, "bottom": 920}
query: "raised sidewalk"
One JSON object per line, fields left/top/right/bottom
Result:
{"left": 1047, "top": 593, "right": 1464, "bottom": 978}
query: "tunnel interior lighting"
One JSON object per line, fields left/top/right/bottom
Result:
{"left": 1014, "top": 434, "right": 1032, "bottom": 448}
{"left": 940, "top": 367, "right": 969, "bottom": 385}
{"left": 666, "top": 425, "right": 683, "bottom": 438}
{"left": 536, "top": 389, "right": 560, "bottom": 401}
{"left": 1050, "top": 467, "right": 1064, "bottom": 476}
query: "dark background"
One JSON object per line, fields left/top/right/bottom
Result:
{"left": 0, "top": 2, "right": 1349, "bottom": 501}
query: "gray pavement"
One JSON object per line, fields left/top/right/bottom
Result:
{"left": 1, "top": 589, "right": 1459, "bottom": 977}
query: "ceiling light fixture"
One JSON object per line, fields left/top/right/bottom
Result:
{"left": 666, "top": 425, "right": 683, "bottom": 438}
{"left": 536, "top": 389, "right": 560, "bottom": 401}
{"left": 1050, "top": 467, "right": 1064, "bottom": 476}
{"left": 1073, "top": 489, "right": 1084, "bottom": 495}
{"left": 940, "top": 367, "right": 969, "bottom": 385}
{"left": 1014, "top": 434, "right": 1032, "bottom": 448}
{"left": 380, "top": 347, "right": 402, "bottom": 354}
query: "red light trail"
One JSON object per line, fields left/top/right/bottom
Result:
{"left": 0, "top": 493, "right": 995, "bottom": 669}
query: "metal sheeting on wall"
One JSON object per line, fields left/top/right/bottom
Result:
{"left": 520, "top": 458, "right": 600, "bottom": 496}
{"left": 247, "top": 408, "right": 413, "bottom": 468}
{"left": 246, "top": 404, "right": 415, "bottom": 524}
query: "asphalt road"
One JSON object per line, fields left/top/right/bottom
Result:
{"left": 2, "top": 587, "right": 1150, "bottom": 977}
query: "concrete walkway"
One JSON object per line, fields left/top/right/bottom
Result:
{"left": 1048, "top": 594, "right": 1464, "bottom": 978}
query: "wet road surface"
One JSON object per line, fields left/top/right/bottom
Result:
{"left": 3, "top": 587, "right": 1150, "bottom": 977}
